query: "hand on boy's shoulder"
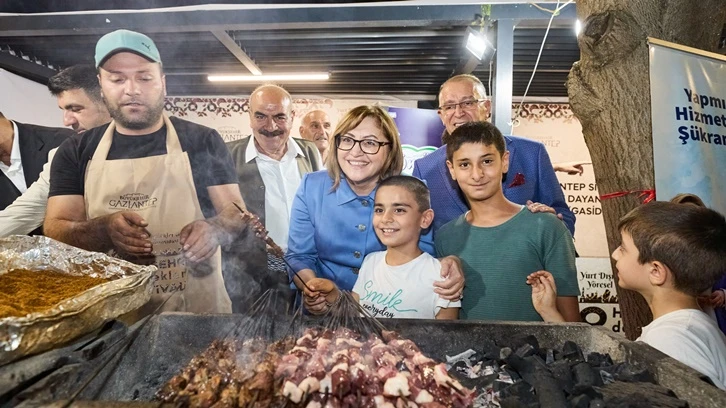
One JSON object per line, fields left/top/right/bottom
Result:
{"left": 526, "top": 200, "right": 564, "bottom": 221}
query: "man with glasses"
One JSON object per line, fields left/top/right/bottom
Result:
{"left": 413, "top": 74, "right": 575, "bottom": 235}
{"left": 226, "top": 84, "right": 322, "bottom": 312}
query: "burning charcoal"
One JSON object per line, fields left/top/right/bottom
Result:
{"left": 589, "top": 399, "right": 607, "bottom": 408}
{"left": 504, "top": 354, "right": 537, "bottom": 385}
{"left": 572, "top": 361, "right": 603, "bottom": 389}
{"left": 612, "top": 363, "right": 656, "bottom": 384}
{"left": 569, "top": 393, "right": 593, "bottom": 408}
{"left": 511, "top": 334, "right": 540, "bottom": 352}
{"left": 561, "top": 341, "right": 584, "bottom": 363}
{"left": 532, "top": 366, "right": 568, "bottom": 408}
{"left": 587, "top": 352, "right": 614, "bottom": 367}
{"left": 451, "top": 360, "right": 469, "bottom": 374}
{"left": 514, "top": 343, "right": 536, "bottom": 358}
{"left": 446, "top": 348, "right": 476, "bottom": 365}
{"left": 499, "top": 395, "right": 539, "bottom": 408}
{"left": 499, "top": 380, "right": 536, "bottom": 402}
{"left": 548, "top": 359, "right": 575, "bottom": 394}
{"left": 493, "top": 378, "right": 516, "bottom": 393}
{"left": 599, "top": 369, "right": 616, "bottom": 385}
{"left": 503, "top": 364, "right": 523, "bottom": 383}
{"left": 473, "top": 355, "right": 495, "bottom": 368}
{"left": 545, "top": 348, "right": 555, "bottom": 365}
{"left": 479, "top": 338, "right": 499, "bottom": 356}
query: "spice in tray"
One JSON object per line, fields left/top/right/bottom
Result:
{"left": 0, "top": 269, "right": 109, "bottom": 318}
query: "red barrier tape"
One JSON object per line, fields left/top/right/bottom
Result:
{"left": 600, "top": 189, "right": 656, "bottom": 204}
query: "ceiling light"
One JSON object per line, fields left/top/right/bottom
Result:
{"left": 465, "top": 27, "right": 491, "bottom": 61}
{"left": 575, "top": 20, "right": 582, "bottom": 36}
{"left": 208, "top": 73, "right": 329, "bottom": 82}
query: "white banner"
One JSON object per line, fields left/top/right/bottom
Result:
{"left": 576, "top": 258, "right": 622, "bottom": 334}
{"left": 164, "top": 96, "right": 415, "bottom": 142}
{"left": 0, "top": 69, "right": 65, "bottom": 128}
{"left": 649, "top": 39, "right": 726, "bottom": 213}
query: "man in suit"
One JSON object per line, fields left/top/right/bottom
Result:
{"left": 412, "top": 74, "right": 575, "bottom": 235}
{"left": 0, "top": 111, "right": 73, "bottom": 235}
{"left": 0, "top": 65, "right": 112, "bottom": 237}
{"left": 226, "top": 84, "right": 322, "bottom": 313}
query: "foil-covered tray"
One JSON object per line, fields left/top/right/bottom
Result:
{"left": 0, "top": 235, "right": 155, "bottom": 365}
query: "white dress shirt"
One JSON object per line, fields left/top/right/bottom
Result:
{"left": 245, "top": 137, "right": 305, "bottom": 251}
{"left": 0, "top": 121, "right": 27, "bottom": 194}
{"left": 0, "top": 148, "right": 55, "bottom": 237}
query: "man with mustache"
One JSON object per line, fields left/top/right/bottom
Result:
{"left": 413, "top": 74, "right": 575, "bottom": 235}
{"left": 45, "top": 30, "right": 245, "bottom": 314}
{"left": 226, "top": 84, "right": 322, "bottom": 313}
{"left": 299, "top": 109, "right": 334, "bottom": 164}
{"left": 0, "top": 65, "right": 111, "bottom": 237}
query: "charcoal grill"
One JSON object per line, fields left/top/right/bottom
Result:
{"left": 4, "top": 313, "right": 725, "bottom": 408}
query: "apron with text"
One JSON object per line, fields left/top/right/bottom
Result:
{"left": 84, "top": 116, "right": 232, "bottom": 314}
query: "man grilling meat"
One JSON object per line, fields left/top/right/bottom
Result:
{"left": 44, "top": 29, "right": 246, "bottom": 314}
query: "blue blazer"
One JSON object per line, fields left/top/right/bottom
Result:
{"left": 412, "top": 135, "right": 575, "bottom": 235}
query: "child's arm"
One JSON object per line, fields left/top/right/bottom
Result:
{"left": 435, "top": 307, "right": 459, "bottom": 320}
{"left": 556, "top": 296, "right": 582, "bottom": 322}
{"left": 527, "top": 271, "right": 565, "bottom": 322}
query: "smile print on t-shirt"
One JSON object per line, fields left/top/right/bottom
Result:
{"left": 360, "top": 280, "right": 417, "bottom": 318}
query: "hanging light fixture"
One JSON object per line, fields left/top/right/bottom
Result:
{"left": 465, "top": 27, "right": 492, "bottom": 61}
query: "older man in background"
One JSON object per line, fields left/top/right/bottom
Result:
{"left": 226, "top": 84, "right": 322, "bottom": 313}
{"left": 0, "top": 65, "right": 111, "bottom": 237}
{"left": 299, "top": 109, "right": 333, "bottom": 164}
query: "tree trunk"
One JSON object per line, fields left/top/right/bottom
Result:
{"left": 566, "top": 0, "right": 726, "bottom": 340}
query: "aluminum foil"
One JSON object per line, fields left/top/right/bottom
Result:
{"left": 0, "top": 235, "right": 155, "bottom": 365}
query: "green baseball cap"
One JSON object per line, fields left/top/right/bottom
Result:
{"left": 95, "top": 29, "right": 161, "bottom": 68}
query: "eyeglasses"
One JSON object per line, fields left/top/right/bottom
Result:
{"left": 335, "top": 135, "right": 391, "bottom": 154}
{"left": 438, "top": 99, "right": 486, "bottom": 113}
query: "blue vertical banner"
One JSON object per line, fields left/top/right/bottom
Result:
{"left": 649, "top": 38, "right": 726, "bottom": 213}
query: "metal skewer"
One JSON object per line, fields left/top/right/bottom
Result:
{"left": 231, "top": 202, "right": 313, "bottom": 293}
{"left": 60, "top": 292, "right": 178, "bottom": 408}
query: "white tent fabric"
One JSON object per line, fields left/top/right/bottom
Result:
{"left": 0, "top": 69, "right": 64, "bottom": 128}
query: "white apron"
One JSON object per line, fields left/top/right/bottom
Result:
{"left": 84, "top": 116, "right": 232, "bottom": 314}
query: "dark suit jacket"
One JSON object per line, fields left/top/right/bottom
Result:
{"left": 413, "top": 135, "right": 575, "bottom": 235}
{"left": 0, "top": 122, "right": 72, "bottom": 234}
{"left": 223, "top": 136, "right": 322, "bottom": 313}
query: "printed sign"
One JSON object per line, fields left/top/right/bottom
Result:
{"left": 576, "top": 258, "right": 622, "bottom": 334}
{"left": 649, "top": 39, "right": 726, "bottom": 213}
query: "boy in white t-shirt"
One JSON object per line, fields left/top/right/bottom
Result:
{"left": 306, "top": 175, "right": 460, "bottom": 319}
{"left": 531, "top": 202, "right": 726, "bottom": 390}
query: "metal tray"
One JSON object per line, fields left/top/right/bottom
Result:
{"left": 11, "top": 313, "right": 726, "bottom": 408}
{"left": 0, "top": 236, "right": 155, "bottom": 365}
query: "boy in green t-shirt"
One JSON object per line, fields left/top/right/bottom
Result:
{"left": 434, "top": 121, "right": 580, "bottom": 322}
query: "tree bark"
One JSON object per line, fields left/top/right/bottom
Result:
{"left": 566, "top": 0, "right": 726, "bottom": 340}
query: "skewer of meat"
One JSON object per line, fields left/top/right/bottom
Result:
{"left": 231, "top": 202, "right": 312, "bottom": 292}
